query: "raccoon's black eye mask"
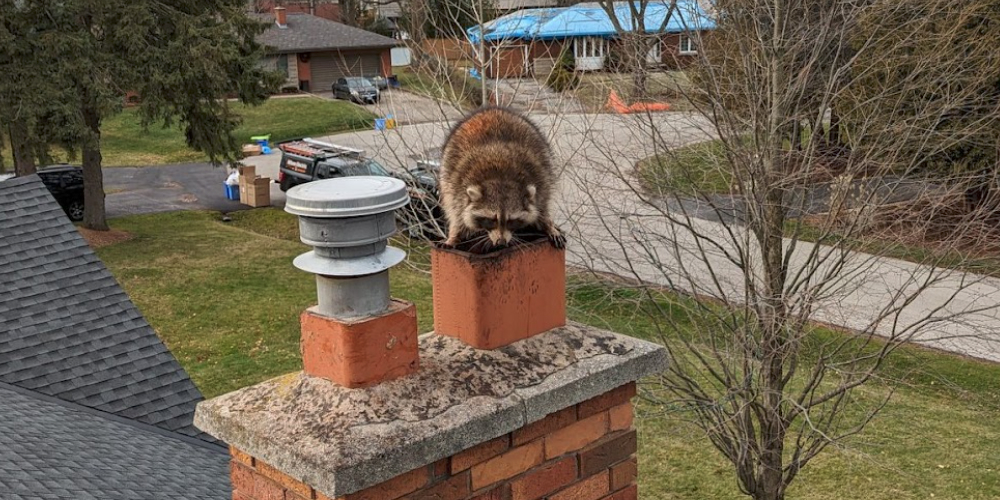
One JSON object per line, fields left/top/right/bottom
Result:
{"left": 474, "top": 216, "right": 498, "bottom": 230}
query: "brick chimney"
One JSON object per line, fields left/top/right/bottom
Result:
{"left": 274, "top": 6, "right": 287, "bottom": 28}
{"left": 195, "top": 178, "right": 667, "bottom": 500}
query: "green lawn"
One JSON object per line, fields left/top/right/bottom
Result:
{"left": 98, "top": 208, "right": 1000, "bottom": 499}
{"left": 1, "top": 97, "right": 375, "bottom": 169}
{"left": 637, "top": 139, "right": 733, "bottom": 195}
{"left": 573, "top": 71, "right": 693, "bottom": 113}
{"left": 395, "top": 66, "right": 481, "bottom": 110}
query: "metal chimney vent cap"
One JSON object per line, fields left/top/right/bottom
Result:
{"left": 285, "top": 176, "right": 409, "bottom": 218}
{"left": 293, "top": 247, "right": 406, "bottom": 277}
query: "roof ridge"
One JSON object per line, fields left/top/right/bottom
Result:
{"left": 0, "top": 380, "right": 225, "bottom": 453}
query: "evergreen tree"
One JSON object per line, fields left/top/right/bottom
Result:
{"left": 0, "top": 0, "right": 280, "bottom": 230}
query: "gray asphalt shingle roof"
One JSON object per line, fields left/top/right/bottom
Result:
{"left": 256, "top": 12, "right": 399, "bottom": 53}
{"left": 0, "top": 382, "right": 228, "bottom": 500}
{"left": 0, "top": 175, "right": 211, "bottom": 442}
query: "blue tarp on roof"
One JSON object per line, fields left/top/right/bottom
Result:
{"left": 468, "top": 1, "right": 715, "bottom": 43}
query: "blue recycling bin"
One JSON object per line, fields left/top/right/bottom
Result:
{"left": 374, "top": 118, "right": 387, "bottom": 131}
{"left": 224, "top": 183, "right": 240, "bottom": 201}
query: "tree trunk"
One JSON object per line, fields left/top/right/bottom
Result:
{"left": 9, "top": 120, "right": 36, "bottom": 177}
{"left": 81, "top": 103, "right": 108, "bottom": 231}
{"left": 754, "top": 157, "right": 789, "bottom": 500}
{"left": 630, "top": 36, "right": 649, "bottom": 100}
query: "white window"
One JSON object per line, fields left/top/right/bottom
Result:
{"left": 679, "top": 35, "right": 697, "bottom": 55}
{"left": 573, "top": 36, "right": 607, "bottom": 60}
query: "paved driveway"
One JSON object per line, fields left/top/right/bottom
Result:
{"left": 318, "top": 89, "right": 465, "bottom": 125}
{"left": 103, "top": 163, "right": 286, "bottom": 218}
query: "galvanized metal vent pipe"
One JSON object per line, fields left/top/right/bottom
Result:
{"left": 285, "top": 177, "right": 409, "bottom": 319}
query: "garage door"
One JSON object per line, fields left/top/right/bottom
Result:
{"left": 311, "top": 52, "right": 382, "bottom": 92}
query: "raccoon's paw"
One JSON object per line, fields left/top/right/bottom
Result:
{"left": 441, "top": 236, "right": 461, "bottom": 249}
{"left": 547, "top": 229, "right": 567, "bottom": 249}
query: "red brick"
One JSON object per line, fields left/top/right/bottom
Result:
{"left": 254, "top": 474, "right": 286, "bottom": 500}
{"left": 510, "top": 456, "right": 577, "bottom": 500}
{"left": 602, "top": 484, "right": 638, "bottom": 500}
{"left": 432, "top": 239, "right": 566, "bottom": 349}
{"left": 544, "top": 412, "right": 609, "bottom": 459}
{"left": 230, "top": 462, "right": 256, "bottom": 494}
{"left": 470, "top": 441, "right": 544, "bottom": 490}
{"left": 470, "top": 484, "right": 511, "bottom": 500}
{"left": 256, "top": 459, "right": 313, "bottom": 499}
{"left": 230, "top": 446, "right": 255, "bottom": 467}
{"left": 403, "top": 470, "right": 470, "bottom": 500}
{"left": 233, "top": 490, "right": 253, "bottom": 500}
{"left": 610, "top": 457, "right": 637, "bottom": 491}
{"left": 285, "top": 492, "right": 312, "bottom": 500}
{"left": 432, "top": 459, "right": 450, "bottom": 480}
{"left": 579, "top": 431, "right": 637, "bottom": 477}
{"left": 608, "top": 404, "right": 633, "bottom": 432}
{"left": 451, "top": 435, "right": 511, "bottom": 473}
{"left": 578, "top": 383, "right": 636, "bottom": 419}
{"left": 301, "top": 301, "right": 419, "bottom": 388}
{"left": 345, "top": 466, "right": 429, "bottom": 500}
{"left": 512, "top": 407, "right": 577, "bottom": 446}
{"left": 550, "top": 471, "right": 610, "bottom": 500}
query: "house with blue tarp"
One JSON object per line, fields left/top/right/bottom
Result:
{"left": 467, "top": 1, "right": 715, "bottom": 77}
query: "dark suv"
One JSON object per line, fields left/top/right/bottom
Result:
{"left": 37, "top": 165, "right": 85, "bottom": 221}
{"left": 332, "top": 77, "right": 379, "bottom": 104}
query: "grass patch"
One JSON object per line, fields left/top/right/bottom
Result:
{"left": 395, "top": 66, "right": 481, "bottom": 110}
{"left": 2, "top": 98, "right": 375, "bottom": 168}
{"left": 785, "top": 217, "right": 1000, "bottom": 278}
{"left": 98, "top": 209, "right": 1000, "bottom": 499}
{"left": 573, "top": 71, "right": 692, "bottom": 112}
{"left": 637, "top": 139, "right": 732, "bottom": 195}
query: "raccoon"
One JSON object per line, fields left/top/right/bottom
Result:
{"left": 439, "top": 107, "right": 564, "bottom": 250}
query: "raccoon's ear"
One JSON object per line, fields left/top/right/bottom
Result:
{"left": 526, "top": 184, "right": 537, "bottom": 201}
{"left": 466, "top": 185, "right": 482, "bottom": 201}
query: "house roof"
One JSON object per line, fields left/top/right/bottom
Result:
{"left": 256, "top": 12, "right": 399, "bottom": 53}
{"left": 0, "top": 175, "right": 211, "bottom": 442}
{"left": 0, "top": 382, "right": 228, "bottom": 500}
{"left": 469, "top": 0, "right": 716, "bottom": 42}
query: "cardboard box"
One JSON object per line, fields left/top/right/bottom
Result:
{"left": 237, "top": 164, "right": 256, "bottom": 179}
{"left": 244, "top": 177, "right": 271, "bottom": 208}
{"left": 242, "top": 144, "right": 262, "bottom": 157}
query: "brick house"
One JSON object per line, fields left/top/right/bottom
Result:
{"left": 468, "top": 0, "right": 715, "bottom": 78}
{"left": 257, "top": 7, "right": 399, "bottom": 92}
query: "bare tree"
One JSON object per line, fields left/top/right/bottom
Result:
{"left": 562, "top": 1, "right": 1000, "bottom": 499}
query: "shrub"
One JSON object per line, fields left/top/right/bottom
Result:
{"left": 546, "top": 49, "right": 579, "bottom": 92}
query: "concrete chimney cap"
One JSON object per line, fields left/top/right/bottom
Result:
{"left": 285, "top": 177, "right": 409, "bottom": 218}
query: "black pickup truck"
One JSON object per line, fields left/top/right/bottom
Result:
{"left": 276, "top": 139, "right": 444, "bottom": 235}
{"left": 276, "top": 139, "right": 383, "bottom": 192}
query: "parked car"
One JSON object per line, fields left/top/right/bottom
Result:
{"left": 277, "top": 139, "right": 444, "bottom": 235}
{"left": 332, "top": 77, "right": 379, "bottom": 104}
{"left": 37, "top": 165, "right": 85, "bottom": 221}
{"left": 277, "top": 139, "right": 378, "bottom": 192}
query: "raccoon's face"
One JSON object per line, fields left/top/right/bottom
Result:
{"left": 462, "top": 182, "right": 540, "bottom": 246}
